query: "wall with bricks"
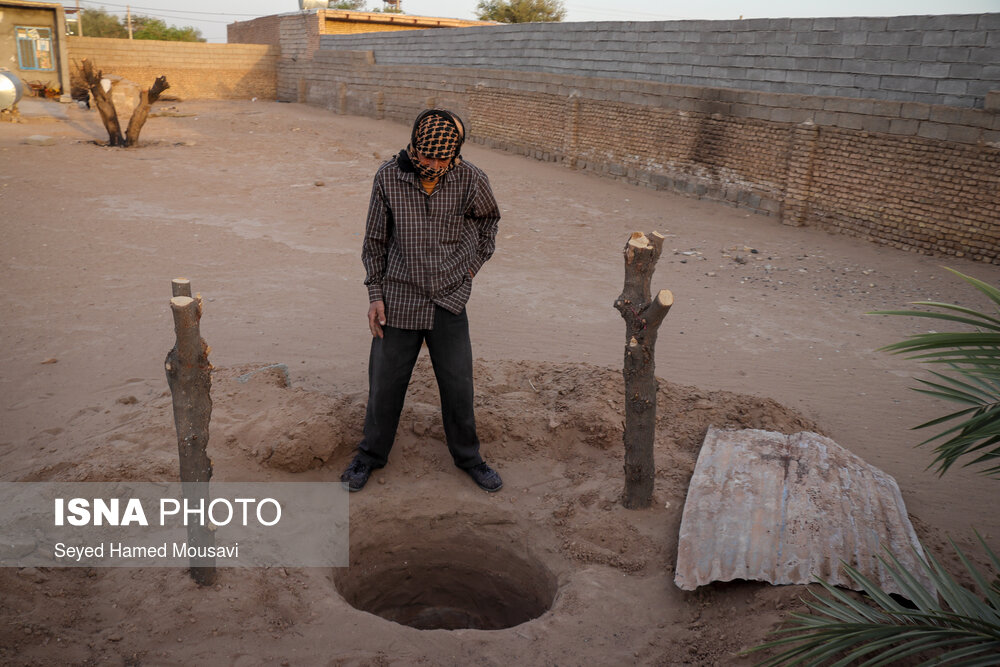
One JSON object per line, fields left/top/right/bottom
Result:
{"left": 68, "top": 13, "right": 1000, "bottom": 262}
{"left": 229, "top": 10, "right": 491, "bottom": 45}
{"left": 320, "top": 14, "right": 1000, "bottom": 109}
{"left": 276, "top": 12, "right": 323, "bottom": 103}
{"left": 227, "top": 14, "right": 283, "bottom": 46}
{"left": 290, "top": 33, "right": 999, "bottom": 262}
{"left": 322, "top": 20, "right": 418, "bottom": 34}
{"left": 67, "top": 37, "right": 278, "bottom": 100}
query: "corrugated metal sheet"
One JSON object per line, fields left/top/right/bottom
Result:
{"left": 674, "top": 427, "right": 934, "bottom": 597}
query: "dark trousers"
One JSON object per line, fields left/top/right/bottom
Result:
{"left": 357, "top": 306, "right": 483, "bottom": 470}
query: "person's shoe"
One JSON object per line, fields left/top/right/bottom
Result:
{"left": 340, "top": 455, "right": 374, "bottom": 492}
{"left": 465, "top": 462, "right": 503, "bottom": 492}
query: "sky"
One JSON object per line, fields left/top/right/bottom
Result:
{"left": 61, "top": 0, "right": 1000, "bottom": 43}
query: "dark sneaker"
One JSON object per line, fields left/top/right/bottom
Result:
{"left": 466, "top": 462, "right": 503, "bottom": 492}
{"left": 340, "top": 455, "right": 374, "bottom": 492}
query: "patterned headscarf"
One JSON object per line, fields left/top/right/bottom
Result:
{"left": 414, "top": 114, "right": 461, "bottom": 159}
{"left": 406, "top": 110, "right": 464, "bottom": 182}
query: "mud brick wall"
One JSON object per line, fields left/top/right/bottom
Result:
{"left": 227, "top": 14, "right": 283, "bottom": 46}
{"left": 291, "top": 40, "right": 999, "bottom": 262}
{"left": 323, "top": 21, "right": 418, "bottom": 35}
{"left": 229, "top": 10, "right": 479, "bottom": 47}
{"left": 66, "top": 37, "right": 278, "bottom": 100}
{"left": 803, "top": 128, "right": 999, "bottom": 257}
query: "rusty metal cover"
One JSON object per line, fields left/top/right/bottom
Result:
{"left": 674, "top": 427, "right": 934, "bottom": 597}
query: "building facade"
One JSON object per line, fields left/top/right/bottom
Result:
{"left": 0, "top": 0, "right": 70, "bottom": 99}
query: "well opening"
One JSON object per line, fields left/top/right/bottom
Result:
{"left": 334, "top": 516, "right": 558, "bottom": 631}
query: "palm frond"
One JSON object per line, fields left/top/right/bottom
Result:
{"left": 944, "top": 267, "right": 1000, "bottom": 308}
{"left": 913, "top": 376, "right": 995, "bottom": 406}
{"left": 880, "top": 333, "right": 1000, "bottom": 356}
{"left": 908, "top": 301, "right": 1000, "bottom": 328}
{"left": 748, "top": 537, "right": 1000, "bottom": 666}
{"left": 869, "top": 309, "right": 1000, "bottom": 332}
{"left": 869, "top": 269, "right": 1000, "bottom": 478}
{"left": 749, "top": 269, "right": 1000, "bottom": 666}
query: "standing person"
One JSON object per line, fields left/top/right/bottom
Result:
{"left": 340, "top": 108, "right": 503, "bottom": 493}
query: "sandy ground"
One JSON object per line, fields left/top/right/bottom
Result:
{"left": 1, "top": 98, "right": 998, "bottom": 666}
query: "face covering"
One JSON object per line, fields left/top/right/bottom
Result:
{"left": 407, "top": 145, "right": 449, "bottom": 182}
{"left": 408, "top": 113, "right": 461, "bottom": 182}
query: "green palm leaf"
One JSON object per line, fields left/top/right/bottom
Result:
{"left": 748, "top": 536, "right": 1000, "bottom": 666}
{"left": 871, "top": 310, "right": 1000, "bottom": 332}
{"left": 869, "top": 269, "right": 1000, "bottom": 478}
{"left": 943, "top": 267, "right": 1000, "bottom": 307}
{"left": 747, "top": 269, "right": 1000, "bottom": 666}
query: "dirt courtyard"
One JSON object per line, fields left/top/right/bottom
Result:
{"left": 1, "top": 99, "right": 998, "bottom": 665}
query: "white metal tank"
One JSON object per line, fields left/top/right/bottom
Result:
{"left": 0, "top": 70, "right": 25, "bottom": 111}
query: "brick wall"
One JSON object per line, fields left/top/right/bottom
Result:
{"left": 276, "top": 12, "right": 323, "bottom": 103}
{"left": 323, "top": 20, "right": 419, "bottom": 34}
{"left": 228, "top": 10, "right": 491, "bottom": 45}
{"left": 227, "top": 14, "right": 283, "bottom": 46}
{"left": 290, "top": 44, "right": 999, "bottom": 263}
{"left": 67, "top": 37, "right": 278, "bottom": 100}
{"left": 68, "top": 14, "right": 1000, "bottom": 263}
{"left": 320, "top": 14, "right": 1000, "bottom": 109}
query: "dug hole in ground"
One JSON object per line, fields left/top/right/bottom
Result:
{"left": 1, "top": 99, "right": 998, "bottom": 665}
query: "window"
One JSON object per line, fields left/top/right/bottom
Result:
{"left": 16, "top": 26, "right": 54, "bottom": 71}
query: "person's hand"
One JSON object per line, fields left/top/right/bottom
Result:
{"left": 368, "top": 300, "right": 386, "bottom": 338}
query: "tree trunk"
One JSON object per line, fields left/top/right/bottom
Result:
{"left": 79, "top": 59, "right": 123, "bottom": 146}
{"left": 613, "top": 231, "right": 673, "bottom": 509}
{"left": 165, "top": 288, "right": 216, "bottom": 585}
{"left": 171, "top": 277, "right": 192, "bottom": 298}
{"left": 125, "top": 76, "right": 169, "bottom": 147}
{"left": 78, "top": 59, "right": 168, "bottom": 148}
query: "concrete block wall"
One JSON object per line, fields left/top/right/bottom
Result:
{"left": 320, "top": 14, "right": 1000, "bottom": 109}
{"left": 277, "top": 12, "right": 323, "bottom": 103}
{"left": 67, "top": 37, "right": 278, "bottom": 100}
{"left": 291, "top": 48, "right": 999, "bottom": 262}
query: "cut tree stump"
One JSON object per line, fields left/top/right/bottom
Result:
{"left": 171, "top": 277, "right": 192, "bottom": 298}
{"left": 613, "top": 231, "right": 674, "bottom": 509}
{"left": 79, "top": 59, "right": 168, "bottom": 147}
{"left": 165, "top": 281, "right": 216, "bottom": 585}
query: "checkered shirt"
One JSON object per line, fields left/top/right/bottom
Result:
{"left": 362, "top": 153, "right": 500, "bottom": 330}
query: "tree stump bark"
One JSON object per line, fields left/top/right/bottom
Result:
{"left": 79, "top": 59, "right": 124, "bottom": 147}
{"left": 171, "top": 277, "right": 192, "bottom": 298}
{"left": 613, "top": 231, "right": 674, "bottom": 509}
{"left": 125, "top": 75, "right": 169, "bottom": 147}
{"left": 165, "top": 286, "right": 216, "bottom": 585}
{"left": 78, "top": 59, "right": 168, "bottom": 148}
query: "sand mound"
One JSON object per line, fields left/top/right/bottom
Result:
{"left": 18, "top": 357, "right": 817, "bottom": 486}
{"left": 2, "top": 357, "right": 831, "bottom": 665}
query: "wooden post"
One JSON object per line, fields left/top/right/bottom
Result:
{"left": 613, "top": 232, "right": 674, "bottom": 509}
{"left": 165, "top": 281, "right": 216, "bottom": 585}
